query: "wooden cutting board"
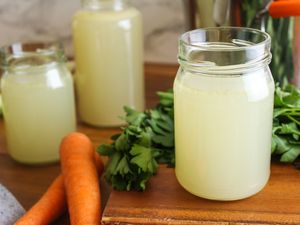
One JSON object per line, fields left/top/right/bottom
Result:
{"left": 102, "top": 163, "right": 300, "bottom": 225}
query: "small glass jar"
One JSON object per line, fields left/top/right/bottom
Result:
{"left": 0, "top": 43, "right": 76, "bottom": 164}
{"left": 73, "top": 0, "right": 145, "bottom": 127}
{"left": 174, "top": 27, "right": 274, "bottom": 200}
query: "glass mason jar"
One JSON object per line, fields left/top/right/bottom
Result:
{"left": 73, "top": 0, "right": 145, "bottom": 127}
{"left": 0, "top": 43, "right": 76, "bottom": 164}
{"left": 174, "top": 27, "right": 274, "bottom": 200}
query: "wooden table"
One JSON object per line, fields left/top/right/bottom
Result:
{"left": 1, "top": 64, "right": 300, "bottom": 225}
{"left": 102, "top": 164, "right": 300, "bottom": 225}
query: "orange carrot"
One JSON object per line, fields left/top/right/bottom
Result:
{"left": 60, "top": 132, "right": 101, "bottom": 225}
{"left": 14, "top": 151, "right": 104, "bottom": 225}
{"left": 14, "top": 175, "right": 66, "bottom": 225}
{"left": 269, "top": 0, "right": 300, "bottom": 18}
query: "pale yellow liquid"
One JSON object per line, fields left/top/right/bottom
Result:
{"left": 73, "top": 7, "right": 144, "bottom": 126}
{"left": 174, "top": 69, "right": 274, "bottom": 200}
{"left": 1, "top": 65, "right": 76, "bottom": 164}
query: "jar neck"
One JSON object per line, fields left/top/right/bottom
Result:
{"left": 0, "top": 43, "right": 66, "bottom": 74}
{"left": 178, "top": 27, "right": 272, "bottom": 75}
{"left": 81, "top": 0, "right": 128, "bottom": 11}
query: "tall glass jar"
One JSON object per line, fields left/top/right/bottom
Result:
{"left": 0, "top": 43, "right": 76, "bottom": 164}
{"left": 72, "top": 0, "right": 145, "bottom": 127}
{"left": 174, "top": 27, "right": 274, "bottom": 200}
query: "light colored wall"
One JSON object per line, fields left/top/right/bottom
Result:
{"left": 0, "top": 0, "right": 186, "bottom": 64}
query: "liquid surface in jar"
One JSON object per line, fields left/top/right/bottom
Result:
{"left": 174, "top": 69, "right": 274, "bottom": 200}
{"left": 1, "top": 66, "right": 76, "bottom": 164}
{"left": 73, "top": 7, "right": 144, "bottom": 126}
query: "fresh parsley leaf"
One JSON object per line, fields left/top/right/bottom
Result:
{"left": 115, "top": 156, "right": 131, "bottom": 176}
{"left": 138, "top": 130, "right": 152, "bottom": 147}
{"left": 104, "top": 152, "right": 122, "bottom": 178}
{"left": 152, "top": 133, "right": 174, "bottom": 148}
{"left": 279, "top": 123, "right": 300, "bottom": 136}
{"left": 97, "top": 144, "right": 115, "bottom": 156}
{"left": 157, "top": 91, "right": 174, "bottom": 107}
{"left": 272, "top": 84, "right": 300, "bottom": 167}
{"left": 115, "top": 133, "right": 130, "bottom": 151}
{"left": 280, "top": 145, "right": 300, "bottom": 163}
{"left": 130, "top": 144, "right": 159, "bottom": 174}
{"left": 124, "top": 106, "right": 146, "bottom": 126}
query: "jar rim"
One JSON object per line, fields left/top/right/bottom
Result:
{"left": 0, "top": 42, "right": 66, "bottom": 71}
{"left": 0, "top": 42, "right": 63, "bottom": 54}
{"left": 179, "top": 27, "right": 271, "bottom": 52}
{"left": 178, "top": 27, "right": 272, "bottom": 75}
{"left": 81, "top": 0, "right": 127, "bottom": 11}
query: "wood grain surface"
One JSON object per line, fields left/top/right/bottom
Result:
{"left": 102, "top": 164, "right": 300, "bottom": 225}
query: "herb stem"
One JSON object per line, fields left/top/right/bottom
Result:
{"left": 284, "top": 113, "right": 300, "bottom": 117}
{"left": 287, "top": 115, "right": 300, "bottom": 126}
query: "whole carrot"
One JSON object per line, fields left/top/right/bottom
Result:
{"left": 14, "top": 175, "right": 66, "bottom": 225}
{"left": 60, "top": 132, "right": 101, "bottom": 225}
{"left": 14, "top": 152, "right": 104, "bottom": 225}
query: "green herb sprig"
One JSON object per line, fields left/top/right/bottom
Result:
{"left": 272, "top": 84, "right": 300, "bottom": 163}
{"left": 98, "top": 90, "right": 174, "bottom": 191}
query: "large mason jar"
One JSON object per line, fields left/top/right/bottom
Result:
{"left": 174, "top": 27, "right": 274, "bottom": 200}
{"left": 73, "top": 0, "right": 144, "bottom": 127}
{"left": 0, "top": 43, "right": 76, "bottom": 164}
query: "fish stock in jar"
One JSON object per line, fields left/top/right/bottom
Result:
{"left": 174, "top": 27, "right": 274, "bottom": 201}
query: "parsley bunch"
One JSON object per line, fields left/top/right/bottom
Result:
{"left": 272, "top": 84, "right": 300, "bottom": 164}
{"left": 98, "top": 91, "right": 174, "bottom": 191}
